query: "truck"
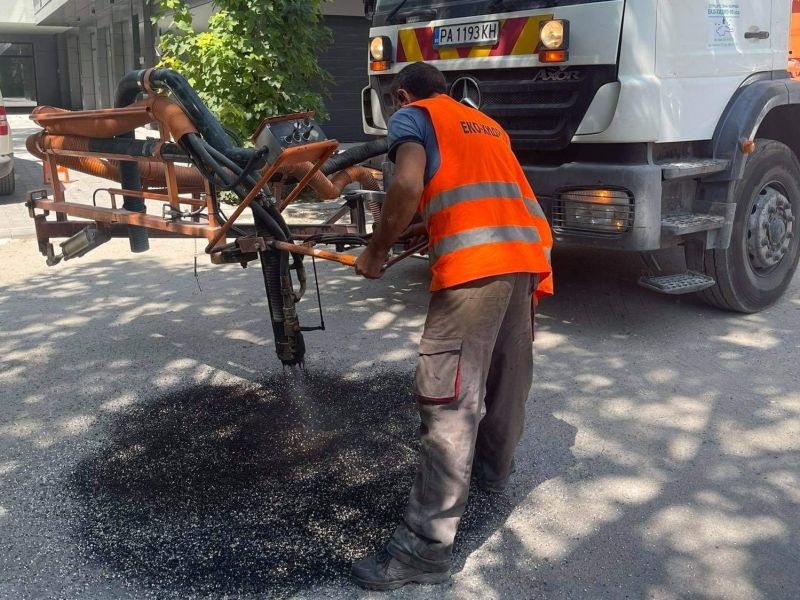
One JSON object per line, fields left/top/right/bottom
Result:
{"left": 360, "top": 0, "right": 800, "bottom": 312}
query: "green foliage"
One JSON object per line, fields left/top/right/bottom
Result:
{"left": 154, "top": 0, "right": 333, "bottom": 140}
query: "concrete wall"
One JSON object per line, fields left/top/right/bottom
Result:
{"left": 65, "top": 32, "right": 81, "bottom": 108}
{"left": 32, "top": 0, "right": 71, "bottom": 25}
{"left": 63, "top": 0, "right": 155, "bottom": 109}
{"left": 3, "top": 0, "right": 35, "bottom": 25}
{"left": 16, "top": 0, "right": 371, "bottom": 125}
{"left": 324, "top": 0, "right": 366, "bottom": 17}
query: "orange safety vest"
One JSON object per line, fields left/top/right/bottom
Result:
{"left": 409, "top": 94, "right": 553, "bottom": 297}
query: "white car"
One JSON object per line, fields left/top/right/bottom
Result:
{"left": 0, "top": 90, "right": 14, "bottom": 195}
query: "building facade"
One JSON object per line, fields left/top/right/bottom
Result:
{"left": 0, "top": 1, "right": 70, "bottom": 108}
{"left": 0, "top": 0, "right": 371, "bottom": 140}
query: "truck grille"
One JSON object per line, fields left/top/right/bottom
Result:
{"left": 461, "top": 66, "right": 617, "bottom": 151}
{"left": 375, "top": 65, "right": 617, "bottom": 152}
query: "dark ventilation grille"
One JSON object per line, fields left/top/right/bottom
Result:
{"left": 481, "top": 90, "right": 574, "bottom": 106}
{"left": 376, "top": 65, "right": 617, "bottom": 151}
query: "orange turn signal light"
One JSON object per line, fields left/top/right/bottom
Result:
{"left": 539, "top": 50, "right": 568, "bottom": 63}
{"left": 740, "top": 138, "right": 756, "bottom": 154}
{"left": 370, "top": 60, "right": 391, "bottom": 71}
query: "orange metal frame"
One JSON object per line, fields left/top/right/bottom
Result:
{"left": 26, "top": 102, "right": 371, "bottom": 267}
{"left": 204, "top": 141, "right": 338, "bottom": 253}
{"left": 26, "top": 95, "right": 427, "bottom": 273}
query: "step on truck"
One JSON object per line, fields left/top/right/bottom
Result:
{"left": 361, "top": 0, "right": 800, "bottom": 312}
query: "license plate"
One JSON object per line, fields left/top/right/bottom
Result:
{"left": 433, "top": 21, "right": 500, "bottom": 49}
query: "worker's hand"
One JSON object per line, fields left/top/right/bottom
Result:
{"left": 400, "top": 222, "right": 427, "bottom": 239}
{"left": 400, "top": 222, "right": 428, "bottom": 254}
{"left": 355, "top": 246, "right": 387, "bottom": 279}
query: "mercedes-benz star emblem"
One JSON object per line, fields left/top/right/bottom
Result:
{"left": 450, "top": 77, "right": 482, "bottom": 110}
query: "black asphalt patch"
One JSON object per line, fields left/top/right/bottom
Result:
{"left": 70, "top": 371, "right": 514, "bottom": 598}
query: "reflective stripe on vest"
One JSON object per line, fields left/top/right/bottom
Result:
{"left": 429, "top": 225, "right": 542, "bottom": 263}
{"left": 424, "top": 181, "right": 522, "bottom": 220}
{"left": 424, "top": 182, "right": 547, "bottom": 224}
{"left": 524, "top": 196, "right": 546, "bottom": 221}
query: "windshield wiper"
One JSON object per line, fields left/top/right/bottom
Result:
{"left": 386, "top": 0, "right": 409, "bottom": 24}
{"left": 397, "top": 8, "right": 437, "bottom": 23}
{"left": 491, "top": 0, "right": 551, "bottom": 10}
{"left": 387, "top": 0, "right": 437, "bottom": 24}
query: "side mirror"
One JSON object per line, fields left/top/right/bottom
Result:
{"left": 364, "top": 0, "right": 375, "bottom": 20}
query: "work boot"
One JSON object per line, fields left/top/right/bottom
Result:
{"left": 350, "top": 548, "right": 451, "bottom": 591}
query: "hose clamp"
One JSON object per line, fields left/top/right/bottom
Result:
{"left": 142, "top": 68, "right": 156, "bottom": 95}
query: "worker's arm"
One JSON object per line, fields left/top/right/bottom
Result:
{"left": 355, "top": 142, "right": 426, "bottom": 279}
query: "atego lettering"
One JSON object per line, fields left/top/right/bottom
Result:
{"left": 460, "top": 121, "right": 502, "bottom": 138}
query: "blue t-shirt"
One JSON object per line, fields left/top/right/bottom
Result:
{"left": 387, "top": 106, "right": 441, "bottom": 185}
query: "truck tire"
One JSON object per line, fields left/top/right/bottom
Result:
{"left": 0, "top": 167, "right": 14, "bottom": 195}
{"left": 688, "top": 139, "right": 800, "bottom": 312}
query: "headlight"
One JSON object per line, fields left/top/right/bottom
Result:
{"left": 369, "top": 36, "right": 393, "bottom": 71}
{"left": 539, "top": 20, "right": 567, "bottom": 50}
{"left": 554, "top": 189, "right": 633, "bottom": 234}
{"left": 370, "top": 36, "right": 389, "bottom": 61}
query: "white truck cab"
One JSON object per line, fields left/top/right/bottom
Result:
{"left": 361, "top": 0, "right": 800, "bottom": 312}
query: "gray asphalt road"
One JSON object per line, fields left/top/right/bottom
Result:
{"left": 1, "top": 231, "right": 798, "bottom": 600}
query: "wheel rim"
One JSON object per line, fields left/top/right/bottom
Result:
{"left": 746, "top": 182, "right": 795, "bottom": 275}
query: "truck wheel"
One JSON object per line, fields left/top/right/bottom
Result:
{"left": 0, "top": 168, "right": 14, "bottom": 195}
{"left": 689, "top": 139, "right": 800, "bottom": 312}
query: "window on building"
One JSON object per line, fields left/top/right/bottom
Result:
{"left": 0, "top": 42, "right": 37, "bottom": 103}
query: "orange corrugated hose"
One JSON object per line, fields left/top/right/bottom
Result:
{"left": 279, "top": 163, "right": 381, "bottom": 200}
{"left": 26, "top": 132, "right": 207, "bottom": 191}
{"left": 29, "top": 104, "right": 380, "bottom": 200}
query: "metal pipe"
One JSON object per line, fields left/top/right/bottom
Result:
{"left": 269, "top": 240, "right": 358, "bottom": 266}
{"left": 27, "top": 133, "right": 205, "bottom": 191}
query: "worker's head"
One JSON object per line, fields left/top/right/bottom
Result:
{"left": 390, "top": 62, "right": 447, "bottom": 109}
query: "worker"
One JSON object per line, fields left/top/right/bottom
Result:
{"left": 351, "top": 62, "right": 553, "bottom": 591}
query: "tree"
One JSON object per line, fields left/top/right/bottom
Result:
{"left": 155, "top": 0, "right": 332, "bottom": 141}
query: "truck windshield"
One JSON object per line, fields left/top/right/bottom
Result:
{"left": 373, "top": 0, "right": 609, "bottom": 26}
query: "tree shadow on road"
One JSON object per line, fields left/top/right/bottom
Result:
{"left": 3, "top": 239, "right": 799, "bottom": 599}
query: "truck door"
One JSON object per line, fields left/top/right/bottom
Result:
{"left": 657, "top": 0, "right": 774, "bottom": 78}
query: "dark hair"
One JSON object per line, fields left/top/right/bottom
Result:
{"left": 390, "top": 62, "right": 448, "bottom": 100}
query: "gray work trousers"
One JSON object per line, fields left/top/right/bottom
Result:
{"left": 387, "top": 273, "right": 535, "bottom": 572}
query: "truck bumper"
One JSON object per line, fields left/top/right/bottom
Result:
{"left": 524, "top": 161, "right": 663, "bottom": 251}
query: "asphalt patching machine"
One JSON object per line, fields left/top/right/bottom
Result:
{"left": 25, "top": 69, "right": 420, "bottom": 366}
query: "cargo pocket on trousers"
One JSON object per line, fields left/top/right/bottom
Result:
{"left": 414, "top": 336, "right": 462, "bottom": 404}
